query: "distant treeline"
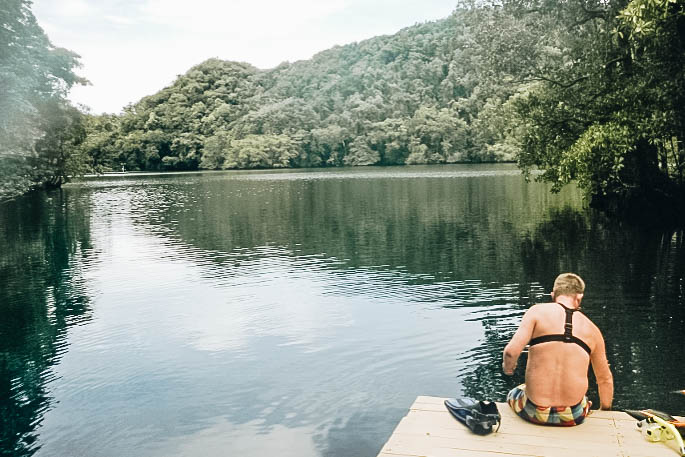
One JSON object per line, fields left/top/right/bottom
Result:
{"left": 2, "top": 0, "right": 684, "bottom": 222}
{"left": 81, "top": 12, "right": 518, "bottom": 173}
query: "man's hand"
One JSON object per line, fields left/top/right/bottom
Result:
{"left": 502, "top": 354, "right": 517, "bottom": 375}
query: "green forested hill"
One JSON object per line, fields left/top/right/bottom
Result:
{"left": 84, "top": 11, "right": 518, "bottom": 172}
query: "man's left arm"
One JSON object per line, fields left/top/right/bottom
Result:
{"left": 502, "top": 308, "right": 536, "bottom": 375}
{"left": 591, "top": 330, "right": 614, "bottom": 410}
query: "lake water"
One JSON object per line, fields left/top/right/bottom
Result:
{"left": 1, "top": 164, "right": 684, "bottom": 457}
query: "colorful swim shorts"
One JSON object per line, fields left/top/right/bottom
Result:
{"left": 507, "top": 384, "right": 590, "bottom": 426}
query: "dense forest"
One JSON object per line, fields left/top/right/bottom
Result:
{"left": 81, "top": 12, "right": 518, "bottom": 173}
{"left": 1, "top": 0, "right": 684, "bottom": 222}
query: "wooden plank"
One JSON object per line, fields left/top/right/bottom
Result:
{"left": 410, "top": 398, "right": 654, "bottom": 426}
{"left": 614, "top": 419, "right": 685, "bottom": 456}
{"left": 378, "top": 396, "right": 682, "bottom": 457}
{"left": 382, "top": 432, "right": 624, "bottom": 457}
{"left": 393, "top": 424, "right": 621, "bottom": 453}
{"left": 409, "top": 401, "right": 624, "bottom": 432}
{"left": 380, "top": 450, "right": 537, "bottom": 457}
{"left": 380, "top": 449, "right": 544, "bottom": 457}
{"left": 377, "top": 453, "right": 421, "bottom": 457}
{"left": 396, "top": 412, "right": 621, "bottom": 444}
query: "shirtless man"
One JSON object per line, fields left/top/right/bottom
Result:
{"left": 502, "top": 273, "right": 614, "bottom": 426}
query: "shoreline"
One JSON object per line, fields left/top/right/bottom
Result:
{"left": 79, "top": 162, "right": 519, "bottom": 180}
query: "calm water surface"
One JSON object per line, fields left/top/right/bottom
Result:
{"left": 1, "top": 164, "right": 684, "bottom": 456}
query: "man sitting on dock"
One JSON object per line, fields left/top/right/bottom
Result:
{"left": 502, "top": 273, "right": 614, "bottom": 426}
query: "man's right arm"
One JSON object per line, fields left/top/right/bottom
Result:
{"left": 591, "top": 331, "right": 614, "bottom": 410}
{"left": 502, "top": 308, "right": 536, "bottom": 375}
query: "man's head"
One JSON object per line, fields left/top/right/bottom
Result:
{"left": 552, "top": 273, "right": 585, "bottom": 302}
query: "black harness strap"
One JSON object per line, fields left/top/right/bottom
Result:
{"left": 528, "top": 303, "right": 592, "bottom": 355}
{"left": 563, "top": 305, "right": 574, "bottom": 342}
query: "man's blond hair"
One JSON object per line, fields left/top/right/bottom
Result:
{"left": 553, "top": 273, "right": 585, "bottom": 297}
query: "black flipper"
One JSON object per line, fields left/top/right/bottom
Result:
{"left": 444, "top": 398, "right": 501, "bottom": 435}
{"left": 625, "top": 410, "right": 654, "bottom": 421}
{"left": 625, "top": 409, "right": 677, "bottom": 422}
{"left": 625, "top": 409, "right": 685, "bottom": 438}
{"left": 645, "top": 409, "right": 679, "bottom": 422}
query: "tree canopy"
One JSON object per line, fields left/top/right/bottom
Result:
{"left": 84, "top": 12, "right": 520, "bottom": 174}
{"left": 472, "top": 0, "right": 685, "bottom": 221}
{"left": 0, "top": 0, "right": 87, "bottom": 200}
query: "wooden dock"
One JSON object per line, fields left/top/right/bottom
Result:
{"left": 377, "top": 396, "right": 683, "bottom": 457}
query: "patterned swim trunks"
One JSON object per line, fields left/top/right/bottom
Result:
{"left": 507, "top": 384, "right": 591, "bottom": 426}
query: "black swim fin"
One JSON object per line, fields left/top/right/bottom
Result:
{"left": 625, "top": 409, "right": 685, "bottom": 437}
{"left": 444, "top": 398, "right": 501, "bottom": 435}
{"left": 625, "top": 409, "right": 677, "bottom": 422}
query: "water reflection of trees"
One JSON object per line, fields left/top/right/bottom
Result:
{"left": 0, "top": 191, "right": 94, "bottom": 456}
{"left": 130, "top": 172, "right": 685, "bottom": 411}
{"left": 459, "top": 206, "right": 685, "bottom": 412}
{"left": 152, "top": 172, "right": 582, "bottom": 284}
{"left": 133, "top": 173, "right": 587, "bottom": 405}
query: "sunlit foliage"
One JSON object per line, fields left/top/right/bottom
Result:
{"left": 0, "top": 0, "right": 87, "bottom": 200}
{"left": 88, "top": 11, "right": 520, "bottom": 173}
{"left": 477, "top": 0, "right": 685, "bottom": 219}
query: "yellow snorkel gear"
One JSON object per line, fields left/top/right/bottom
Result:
{"left": 638, "top": 414, "right": 685, "bottom": 456}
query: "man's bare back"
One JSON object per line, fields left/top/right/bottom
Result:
{"left": 502, "top": 273, "right": 613, "bottom": 426}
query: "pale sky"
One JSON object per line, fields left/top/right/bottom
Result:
{"left": 33, "top": 0, "right": 458, "bottom": 114}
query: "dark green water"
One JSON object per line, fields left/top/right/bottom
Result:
{"left": 1, "top": 164, "right": 684, "bottom": 457}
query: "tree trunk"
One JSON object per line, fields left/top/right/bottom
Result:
{"left": 591, "top": 139, "right": 684, "bottom": 225}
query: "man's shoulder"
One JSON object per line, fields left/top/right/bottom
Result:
{"left": 528, "top": 302, "right": 556, "bottom": 312}
{"left": 575, "top": 310, "right": 604, "bottom": 343}
{"left": 576, "top": 307, "right": 600, "bottom": 328}
{"left": 584, "top": 316, "right": 603, "bottom": 334}
{"left": 532, "top": 302, "right": 556, "bottom": 307}
{"left": 524, "top": 302, "right": 555, "bottom": 320}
